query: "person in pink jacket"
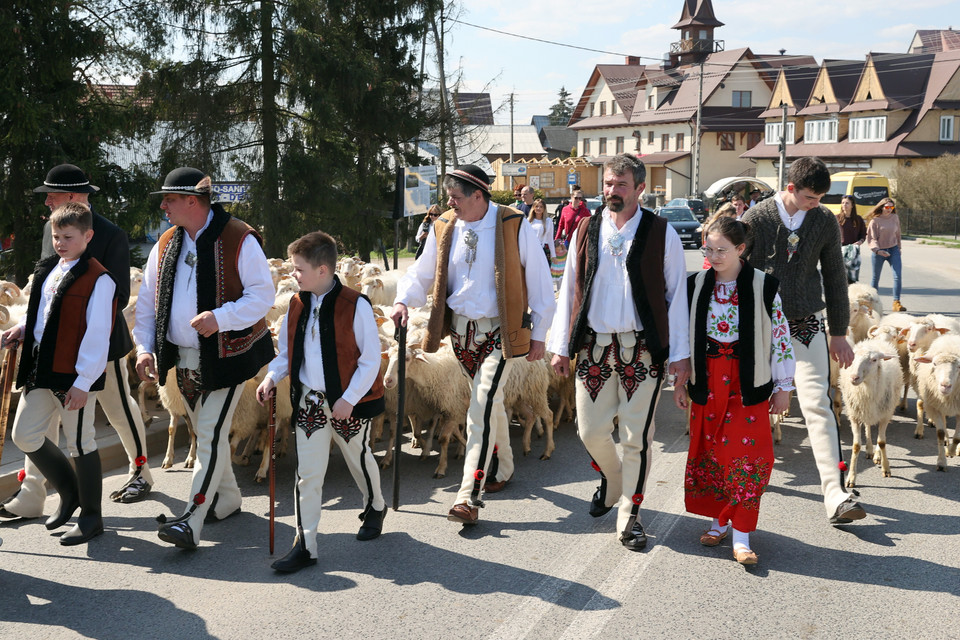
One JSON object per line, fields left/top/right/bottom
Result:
{"left": 555, "top": 190, "right": 591, "bottom": 244}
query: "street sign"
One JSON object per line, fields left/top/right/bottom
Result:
{"left": 502, "top": 163, "right": 527, "bottom": 177}
{"left": 213, "top": 183, "right": 249, "bottom": 203}
{"left": 567, "top": 172, "right": 579, "bottom": 185}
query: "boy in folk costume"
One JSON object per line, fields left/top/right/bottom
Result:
{"left": 1, "top": 202, "right": 117, "bottom": 546}
{"left": 675, "top": 217, "right": 795, "bottom": 565}
{"left": 741, "top": 157, "right": 864, "bottom": 525}
{"left": 549, "top": 154, "right": 690, "bottom": 551}
{"left": 257, "top": 231, "right": 386, "bottom": 574}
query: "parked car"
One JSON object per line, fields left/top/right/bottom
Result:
{"left": 584, "top": 197, "right": 604, "bottom": 214}
{"left": 666, "top": 197, "right": 707, "bottom": 221}
{"left": 657, "top": 206, "right": 702, "bottom": 249}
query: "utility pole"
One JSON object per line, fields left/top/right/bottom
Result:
{"left": 509, "top": 92, "right": 515, "bottom": 192}
{"left": 692, "top": 61, "right": 704, "bottom": 196}
{"left": 777, "top": 102, "right": 788, "bottom": 189}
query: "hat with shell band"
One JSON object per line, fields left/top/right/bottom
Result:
{"left": 33, "top": 164, "right": 100, "bottom": 194}
{"left": 447, "top": 164, "right": 491, "bottom": 195}
{"left": 150, "top": 167, "right": 213, "bottom": 196}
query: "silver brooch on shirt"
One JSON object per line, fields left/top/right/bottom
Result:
{"left": 786, "top": 232, "right": 799, "bottom": 262}
{"left": 606, "top": 230, "right": 625, "bottom": 263}
{"left": 462, "top": 229, "right": 479, "bottom": 277}
{"left": 311, "top": 306, "right": 320, "bottom": 339}
{"left": 184, "top": 251, "right": 197, "bottom": 267}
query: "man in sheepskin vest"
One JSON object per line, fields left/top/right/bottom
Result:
{"left": 742, "top": 156, "right": 865, "bottom": 526}
{"left": 1, "top": 164, "right": 155, "bottom": 523}
{"left": 392, "top": 164, "right": 556, "bottom": 526}
{"left": 549, "top": 153, "right": 691, "bottom": 552}
{"left": 134, "top": 167, "right": 275, "bottom": 550}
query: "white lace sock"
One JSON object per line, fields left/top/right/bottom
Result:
{"left": 707, "top": 518, "right": 729, "bottom": 536}
{"left": 732, "top": 528, "right": 751, "bottom": 552}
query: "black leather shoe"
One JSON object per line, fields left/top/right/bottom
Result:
{"left": 271, "top": 543, "right": 317, "bottom": 573}
{"left": 830, "top": 497, "right": 867, "bottom": 525}
{"left": 60, "top": 516, "right": 104, "bottom": 546}
{"left": 357, "top": 505, "right": 387, "bottom": 541}
{"left": 0, "top": 505, "right": 38, "bottom": 522}
{"left": 620, "top": 521, "right": 648, "bottom": 551}
{"left": 589, "top": 486, "right": 613, "bottom": 518}
{"left": 158, "top": 522, "right": 198, "bottom": 550}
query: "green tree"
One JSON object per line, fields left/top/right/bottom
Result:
{"left": 549, "top": 86, "right": 574, "bottom": 126}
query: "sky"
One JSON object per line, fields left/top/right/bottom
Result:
{"left": 442, "top": 0, "right": 960, "bottom": 125}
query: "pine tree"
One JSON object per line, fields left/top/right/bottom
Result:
{"left": 549, "top": 86, "right": 574, "bottom": 126}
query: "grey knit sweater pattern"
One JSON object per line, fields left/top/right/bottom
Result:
{"left": 742, "top": 198, "right": 849, "bottom": 336}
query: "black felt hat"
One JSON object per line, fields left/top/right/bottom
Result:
{"left": 447, "top": 164, "right": 491, "bottom": 195}
{"left": 151, "top": 167, "right": 212, "bottom": 196}
{"left": 33, "top": 164, "right": 100, "bottom": 194}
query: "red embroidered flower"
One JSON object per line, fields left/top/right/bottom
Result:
{"left": 631, "top": 493, "right": 643, "bottom": 505}
{"left": 17, "top": 469, "right": 26, "bottom": 483}
{"left": 838, "top": 461, "right": 848, "bottom": 472}
{"left": 623, "top": 366, "right": 635, "bottom": 378}
{"left": 474, "top": 470, "right": 485, "bottom": 481}
{"left": 588, "top": 365, "right": 601, "bottom": 377}
{"left": 193, "top": 493, "right": 206, "bottom": 505}
{"left": 717, "top": 321, "right": 730, "bottom": 333}
{"left": 135, "top": 456, "right": 147, "bottom": 467}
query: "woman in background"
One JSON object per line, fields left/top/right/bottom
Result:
{"left": 837, "top": 195, "right": 866, "bottom": 283}
{"left": 865, "top": 197, "right": 905, "bottom": 311}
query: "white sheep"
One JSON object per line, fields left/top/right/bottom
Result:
{"left": 901, "top": 314, "right": 960, "bottom": 438}
{"left": 847, "top": 283, "right": 883, "bottom": 344}
{"left": 876, "top": 312, "right": 917, "bottom": 410}
{"left": 359, "top": 271, "right": 402, "bottom": 307}
{"left": 157, "top": 368, "right": 197, "bottom": 469}
{"left": 838, "top": 337, "right": 903, "bottom": 485}
{"left": 504, "top": 358, "right": 555, "bottom": 460}
{"left": 912, "top": 335, "right": 960, "bottom": 471}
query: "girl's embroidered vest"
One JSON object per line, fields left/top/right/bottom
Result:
{"left": 686, "top": 263, "right": 779, "bottom": 407}
{"left": 154, "top": 205, "right": 274, "bottom": 390}
{"left": 286, "top": 278, "right": 385, "bottom": 419}
{"left": 422, "top": 205, "right": 530, "bottom": 358}
{"left": 18, "top": 254, "right": 115, "bottom": 391}
{"left": 568, "top": 209, "right": 671, "bottom": 364}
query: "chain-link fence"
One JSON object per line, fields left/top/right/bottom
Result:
{"left": 899, "top": 208, "right": 960, "bottom": 239}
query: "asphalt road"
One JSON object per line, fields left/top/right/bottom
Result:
{"left": 0, "top": 238, "right": 957, "bottom": 640}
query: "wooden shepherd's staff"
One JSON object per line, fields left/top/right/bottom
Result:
{"left": 0, "top": 342, "right": 20, "bottom": 467}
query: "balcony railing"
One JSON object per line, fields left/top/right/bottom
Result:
{"left": 670, "top": 39, "right": 725, "bottom": 54}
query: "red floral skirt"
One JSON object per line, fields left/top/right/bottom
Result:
{"left": 684, "top": 338, "right": 774, "bottom": 532}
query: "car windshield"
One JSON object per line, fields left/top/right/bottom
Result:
{"left": 660, "top": 208, "right": 695, "bottom": 222}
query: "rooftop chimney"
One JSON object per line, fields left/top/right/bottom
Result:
{"left": 626, "top": 55, "right": 641, "bottom": 65}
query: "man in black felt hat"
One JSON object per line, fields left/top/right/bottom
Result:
{"left": 133, "top": 167, "right": 275, "bottom": 549}
{"left": 391, "top": 164, "right": 556, "bottom": 526}
{"left": 0, "top": 163, "right": 155, "bottom": 523}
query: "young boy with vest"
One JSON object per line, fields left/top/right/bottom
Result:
{"left": 257, "top": 230, "right": 386, "bottom": 574}
{"left": 1, "top": 202, "right": 116, "bottom": 546}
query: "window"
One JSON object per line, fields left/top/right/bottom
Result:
{"left": 648, "top": 94, "right": 655, "bottom": 110}
{"left": 719, "top": 132, "right": 735, "bottom": 150}
{"left": 648, "top": 131, "right": 655, "bottom": 145}
{"left": 589, "top": 103, "right": 595, "bottom": 117}
{"left": 539, "top": 173, "right": 555, "bottom": 187}
{"left": 747, "top": 132, "right": 762, "bottom": 149}
{"left": 676, "top": 133, "right": 684, "bottom": 150}
{"left": 849, "top": 116, "right": 886, "bottom": 142}
{"left": 583, "top": 138, "right": 591, "bottom": 155}
{"left": 611, "top": 101, "right": 617, "bottom": 115}
{"left": 732, "top": 91, "right": 752, "bottom": 108}
{"left": 941, "top": 115, "right": 955, "bottom": 141}
{"left": 661, "top": 133, "right": 669, "bottom": 151}
{"left": 804, "top": 119, "right": 839, "bottom": 144}
{"left": 600, "top": 101, "right": 606, "bottom": 116}
{"left": 765, "top": 121, "right": 796, "bottom": 145}
{"left": 599, "top": 137, "right": 607, "bottom": 155}
{"left": 616, "top": 136, "right": 624, "bottom": 153}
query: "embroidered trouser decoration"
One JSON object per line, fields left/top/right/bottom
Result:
{"left": 177, "top": 367, "right": 204, "bottom": 412}
{"left": 293, "top": 383, "right": 384, "bottom": 557}
{"left": 157, "top": 383, "right": 242, "bottom": 543}
{"left": 575, "top": 330, "right": 663, "bottom": 535}
{"left": 297, "top": 391, "right": 328, "bottom": 438}
{"left": 450, "top": 322, "right": 502, "bottom": 379}
{"left": 788, "top": 311, "right": 851, "bottom": 517}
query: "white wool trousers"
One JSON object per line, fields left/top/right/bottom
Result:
{"left": 292, "top": 385, "right": 385, "bottom": 558}
{"left": 574, "top": 331, "right": 663, "bottom": 536}
{"left": 451, "top": 321, "right": 516, "bottom": 506}
{"left": 12, "top": 389, "right": 100, "bottom": 458}
{"left": 175, "top": 378, "right": 244, "bottom": 542}
{"left": 6, "top": 360, "right": 150, "bottom": 518}
{"left": 789, "top": 312, "right": 851, "bottom": 517}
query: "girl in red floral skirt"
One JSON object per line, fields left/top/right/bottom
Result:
{"left": 675, "top": 217, "right": 794, "bottom": 565}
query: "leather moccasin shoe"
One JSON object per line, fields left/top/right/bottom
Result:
{"left": 699, "top": 528, "right": 729, "bottom": 547}
{"left": 157, "top": 522, "right": 198, "bottom": 550}
{"left": 271, "top": 544, "right": 317, "bottom": 573}
{"left": 620, "top": 522, "right": 647, "bottom": 551}
{"left": 357, "top": 505, "right": 387, "bottom": 541}
{"left": 734, "top": 548, "right": 758, "bottom": 565}
{"left": 0, "top": 505, "right": 38, "bottom": 522}
{"left": 830, "top": 497, "right": 867, "bottom": 525}
{"left": 484, "top": 478, "right": 508, "bottom": 494}
{"left": 447, "top": 503, "right": 479, "bottom": 525}
{"left": 589, "top": 486, "right": 613, "bottom": 518}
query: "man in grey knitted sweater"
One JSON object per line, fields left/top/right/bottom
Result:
{"left": 743, "top": 157, "right": 866, "bottom": 526}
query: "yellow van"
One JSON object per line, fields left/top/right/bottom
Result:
{"left": 821, "top": 171, "right": 890, "bottom": 216}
